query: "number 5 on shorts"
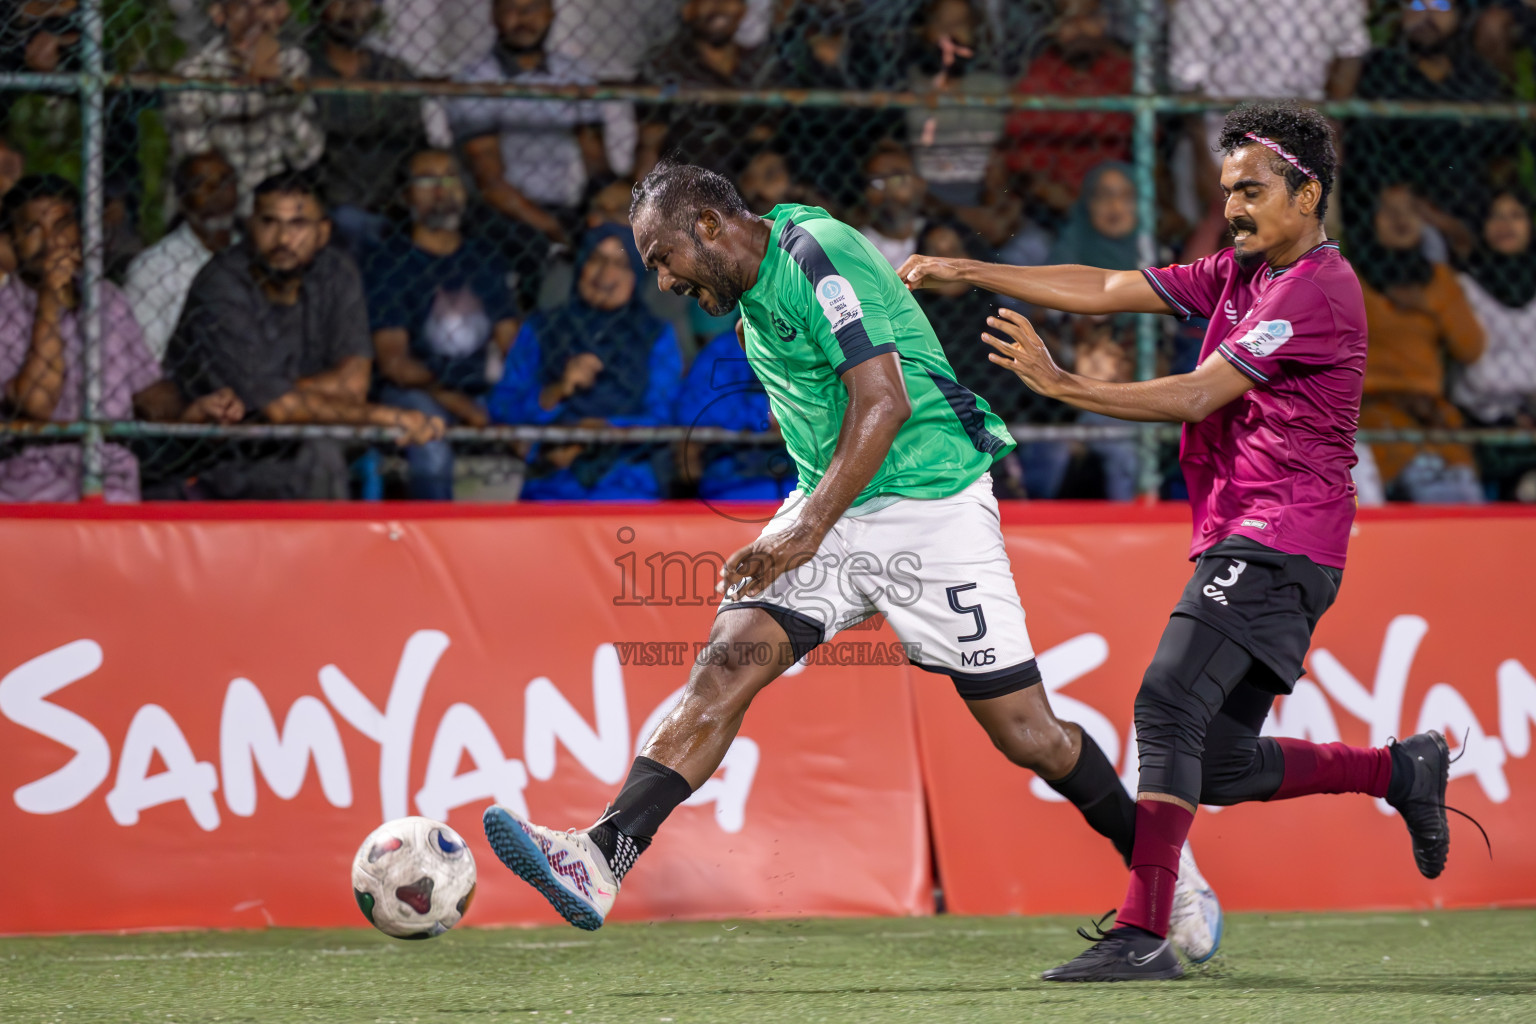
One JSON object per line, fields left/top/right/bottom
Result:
{"left": 946, "top": 583, "right": 988, "bottom": 643}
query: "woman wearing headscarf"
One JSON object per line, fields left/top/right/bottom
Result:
{"left": 489, "top": 223, "right": 683, "bottom": 500}
{"left": 1355, "top": 182, "right": 1485, "bottom": 502}
{"left": 1022, "top": 161, "right": 1141, "bottom": 499}
{"left": 1452, "top": 190, "right": 1536, "bottom": 498}
{"left": 1045, "top": 160, "right": 1140, "bottom": 270}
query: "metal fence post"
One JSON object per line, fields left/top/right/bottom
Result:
{"left": 1132, "top": 0, "right": 1162, "bottom": 497}
{"left": 78, "top": 0, "right": 106, "bottom": 499}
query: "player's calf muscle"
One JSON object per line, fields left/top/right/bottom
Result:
{"left": 967, "top": 692, "right": 1077, "bottom": 778}
{"left": 640, "top": 699, "right": 739, "bottom": 788}
{"left": 640, "top": 611, "right": 787, "bottom": 785}
{"left": 641, "top": 668, "right": 759, "bottom": 785}
{"left": 996, "top": 721, "right": 1075, "bottom": 778}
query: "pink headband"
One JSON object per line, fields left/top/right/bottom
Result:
{"left": 1244, "top": 132, "right": 1317, "bottom": 181}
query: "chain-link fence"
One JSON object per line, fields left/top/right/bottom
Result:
{"left": 1, "top": 0, "right": 1533, "bottom": 503}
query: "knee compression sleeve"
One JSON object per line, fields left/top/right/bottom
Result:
{"left": 1134, "top": 615, "right": 1255, "bottom": 805}
{"left": 1199, "top": 682, "right": 1285, "bottom": 805}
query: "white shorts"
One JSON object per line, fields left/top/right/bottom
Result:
{"left": 717, "top": 475, "right": 1041, "bottom": 698}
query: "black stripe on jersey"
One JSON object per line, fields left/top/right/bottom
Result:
{"left": 926, "top": 371, "right": 1010, "bottom": 456}
{"left": 1142, "top": 268, "right": 1193, "bottom": 319}
{"left": 777, "top": 218, "right": 897, "bottom": 376}
{"left": 1217, "top": 342, "right": 1270, "bottom": 384}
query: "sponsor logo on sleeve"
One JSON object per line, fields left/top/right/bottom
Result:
{"left": 1234, "top": 319, "right": 1293, "bottom": 358}
{"left": 815, "top": 275, "right": 864, "bottom": 332}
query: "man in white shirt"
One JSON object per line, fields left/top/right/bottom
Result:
{"left": 123, "top": 151, "right": 238, "bottom": 363}
{"left": 448, "top": 0, "right": 635, "bottom": 245}
{"left": 1172, "top": 0, "right": 1369, "bottom": 104}
{"left": 1168, "top": 0, "right": 1368, "bottom": 238}
{"left": 376, "top": 0, "right": 492, "bottom": 78}
{"left": 166, "top": 0, "right": 325, "bottom": 210}
{"left": 547, "top": 0, "right": 686, "bottom": 82}
{"left": 1172, "top": 0, "right": 1369, "bottom": 155}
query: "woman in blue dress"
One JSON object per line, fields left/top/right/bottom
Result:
{"left": 490, "top": 223, "right": 684, "bottom": 500}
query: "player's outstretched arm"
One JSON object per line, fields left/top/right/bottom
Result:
{"left": 718, "top": 353, "right": 910, "bottom": 598}
{"left": 898, "top": 255, "right": 1172, "bottom": 317}
{"left": 983, "top": 308, "right": 1253, "bottom": 423}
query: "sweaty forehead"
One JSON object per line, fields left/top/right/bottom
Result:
{"left": 635, "top": 218, "right": 682, "bottom": 264}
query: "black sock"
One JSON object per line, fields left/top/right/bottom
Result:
{"left": 1386, "top": 742, "right": 1416, "bottom": 805}
{"left": 1046, "top": 732, "right": 1136, "bottom": 866}
{"left": 586, "top": 756, "right": 694, "bottom": 881}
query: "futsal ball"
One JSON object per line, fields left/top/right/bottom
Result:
{"left": 352, "top": 816, "right": 477, "bottom": 939}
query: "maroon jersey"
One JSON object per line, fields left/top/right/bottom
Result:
{"left": 1143, "top": 242, "right": 1367, "bottom": 568}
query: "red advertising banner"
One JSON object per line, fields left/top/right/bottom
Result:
{"left": 1, "top": 504, "right": 1532, "bottom": 934}
{"left": 921, "top": 508, "right": 1536, "bottom": 915}
{"left": 0, "top": 510, "right": 931, "bottom": 934}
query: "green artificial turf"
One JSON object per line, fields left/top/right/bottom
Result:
{"left": 3, "top": 910, "right": 1533, "bottom": 1023}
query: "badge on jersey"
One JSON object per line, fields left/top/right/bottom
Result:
{"left": 815, "top": 275, "right": 864, "bottom": 333}
{"left": 1234, "top": 319, "right": 1293, "bottom": 358}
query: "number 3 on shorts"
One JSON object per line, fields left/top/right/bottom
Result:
{"left": 946, "top": 583, "right": 988, "bottom": 643}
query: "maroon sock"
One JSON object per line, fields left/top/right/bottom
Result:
{"left": 1269, "top": 739, "right": 1392, "bottom": 801}
{"left": 1115, "top": 799, "right": 1195, "bottom": 938}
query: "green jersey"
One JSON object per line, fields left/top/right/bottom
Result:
{"left": 738, "top": 204, "right": 1015, "bottom": 504}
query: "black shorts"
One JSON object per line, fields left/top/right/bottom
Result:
{"left": 1170, "top": 535, "right": 1343, "bottom": 695}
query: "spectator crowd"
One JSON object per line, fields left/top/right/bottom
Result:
{"left": 1, "top": 0, "right": 1534, "bottom": 503}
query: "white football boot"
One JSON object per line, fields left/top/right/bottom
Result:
{"left": 1168, "top": 841, "right": 1223, "bottom": 963}
{"left": 483, "top": 804, "right": 619, "bottom": 930}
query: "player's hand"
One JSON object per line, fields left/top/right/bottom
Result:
{"left": 982, "top": 307, "right": 1067, "bottom": 397}
{"left": 717, "top": 524, "right": 823, "bottom": 600}
{"left": 898, "top": 254, "right": 969, "bottom": 292}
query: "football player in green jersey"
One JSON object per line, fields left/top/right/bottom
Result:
{"left": 481, "top": 163, "right": 1222, "bottom": 966}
